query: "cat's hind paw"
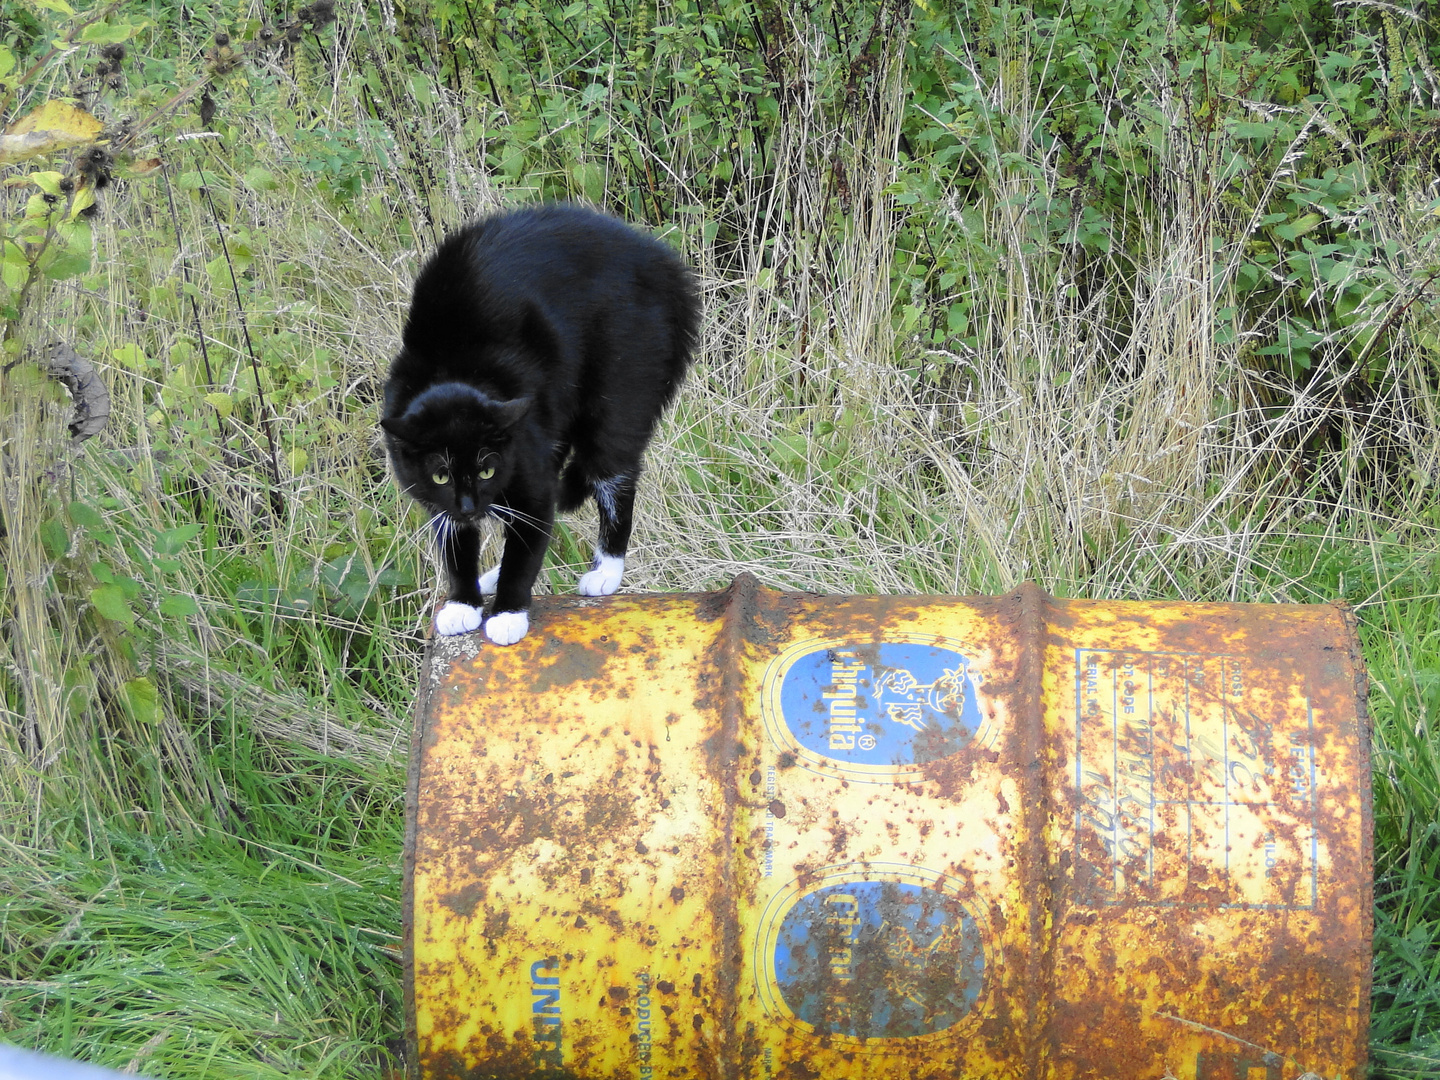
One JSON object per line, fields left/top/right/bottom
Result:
{"left": 577, "top": 554, "right": 625, "bottom": 596}
{"left": 484, "top": 609, "right": 530, "bottom": 645}
{"left": 435, "top": 601, "right": 483, "bottom": 636}
{"left": 478, "top": 564, "right": 500, "bottom": 595}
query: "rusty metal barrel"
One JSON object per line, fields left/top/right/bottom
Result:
{"left": 404, "top": 575, "right": 1371, "bottom": 1079}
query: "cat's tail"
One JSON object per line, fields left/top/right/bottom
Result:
{"left": 556, "top": 459, "right": 591, "bottom": 513}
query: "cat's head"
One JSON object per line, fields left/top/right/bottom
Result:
{"left": 381, "top": 382, "right": 531, "bottom": 525}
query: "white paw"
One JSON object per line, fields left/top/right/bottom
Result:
{"left": 577, "top": 554, "right": 625, "bottom": 596}
{"left": 484, "top": 609, "right": 530, "bottom": 645}
{"left": 435, "top": 601, "right": 482, "bottom": 636}
{"left": 478, "top": 564, "right": 500, "bottom": 595}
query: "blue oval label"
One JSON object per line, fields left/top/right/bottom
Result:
{"left": 760, "top": 637, "right": 992, "bottom": 780}
{"left": 756, "top": 870, "right": 986, "bottom": 1043}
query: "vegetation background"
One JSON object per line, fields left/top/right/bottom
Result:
{"left": 1, "top": 0, "right": 1438, "bottom": 1074}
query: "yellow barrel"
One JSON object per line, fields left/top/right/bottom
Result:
{"left": 404, "top": 575, "right": 1371, "bottom": 1079}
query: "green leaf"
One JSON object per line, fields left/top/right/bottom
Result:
{"left": 68, "top": 500, "right": 104, "bottom": 529}
{"left": 1273, "top": 214, "right": 1322, "bottom": 242}
{"left": 119, "top": 677, "right": 160, "bottom": 725}
{"left": 1227, "top": 121, "right": 1276, "bottom": 140}
{"left": 28, "top": 171, "right": 64, "bottom": 196}
{"left": 31, "top": 0, "right": 75, "bottom": 14}
{"left": 44, "top": 248, "right": 89, "bottom": 280}
{"left": 39, "top": 519, "right": 68, "bottom": 560}
{"left": 24, "top": 192, "right": 57, "bottom": 221}
{"left": 111, "top": 343, "right": 150, "bottom": 371}
{"left": 765, "top": 433, "right": 809, "bottom": 471}
{"left": 90, "top": 583, "right": 135, "bottom": 626}
{"left": 204, "top": 392, "right": 233, "bottom": 419}
{"left": 237, "top": 582, "right": 316, "bottom": 617}
{"left": 176, "top": 170, "right": 221, "bottom": 191}
{"left": 205, "top": 255, "right": 234, "bottom": 288}
{"left": 159, "top": 594, "right": 201, "bottom": 618}
{"left": 2, "top": 241, "right": 28, "bottom": 290}
{"left": 79, "top": 19, "right": 146, "bottom": 45}
{"left": 155, "top": 523, "right": 204, "bottom": 555}
{"left": 1327, "top": 259, "right": 1358, "bottom": 287}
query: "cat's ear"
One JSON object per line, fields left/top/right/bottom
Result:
{"left": 380, "top": 416, "right": 421, "bottom": 445}
{"left": 491, "top": 396, "right": 532, "bottom": 431}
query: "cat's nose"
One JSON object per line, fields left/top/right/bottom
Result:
{"left": 458, "top": 494, "right": 476, "bottom": 515}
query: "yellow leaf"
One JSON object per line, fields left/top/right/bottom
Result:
{"left": 0, "top": 101, "right": 103, "bottom": 165}
{"left": 6, "top": 100, "right": 103, "bottom": 139}
{"left": 67, "top": 181, "right": 95, "bottom": 220}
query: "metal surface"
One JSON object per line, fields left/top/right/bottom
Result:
{"left": 404, "top": 575, "right": 1371, "bottom": 1079}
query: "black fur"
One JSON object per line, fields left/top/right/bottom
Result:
{"left": 381, "top": 204, "right": 699, "bottom": 638}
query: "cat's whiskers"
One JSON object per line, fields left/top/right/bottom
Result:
{"left": 427, "top": 511, "right": 459, "bottom": 557}
{"left": 488, "top": 504, "right": 545, "bottom": 531}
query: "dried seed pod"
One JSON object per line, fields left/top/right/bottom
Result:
{"left": 74, "top": 146, "right": 115, "bottom": 190}
{"left": 98, "top": 43, "right": 127, "bottom": 62}
{"left": 214, "top": 31, "right": 230, "bottom": 46}
{"left": 206, "top": 45, "right": 238, "bottom": 75}
{"left": 199, "top": 90, "right": 217, "bottom": 127}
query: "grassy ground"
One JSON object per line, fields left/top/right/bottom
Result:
{"left": 2, "top": 0, "right": 1439, "bottom": 1076}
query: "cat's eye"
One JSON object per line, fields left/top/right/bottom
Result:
{"left": 479, "top": 466, "right": 495, "bottom": 480}
{"left": 432, "top": 471, "right": 450, "bottom": 485}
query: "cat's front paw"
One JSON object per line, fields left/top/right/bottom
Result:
{"left": 577, "top": 554, "right": 625, "bottom": 596}
{"left": 435, "top": 601, "right": 483, "bottom": 636}
{"left": 484, "top": 609, "right": 530, "bottom": 645}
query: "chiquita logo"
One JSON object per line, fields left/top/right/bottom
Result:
{"left": 755, "top": 867, "right": 986, "bottom": 1045}
{"left": 760, "top": 636, "right": 994, "bottom": 780}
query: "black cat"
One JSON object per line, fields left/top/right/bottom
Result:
{"left": 381, "top": 204, "right": 699, "bottom": 644}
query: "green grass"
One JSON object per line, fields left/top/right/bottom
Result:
{"left": 1368, "top": 589, "right": 1440, "bottom": 1072}
{"left": 2, "top": 0, "right": 1440, "bottom": 1075}
{"left": 1, "top": 819, "right": 404, "bottom": 1077}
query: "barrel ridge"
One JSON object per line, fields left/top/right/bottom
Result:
{"left": 404, "top": 631, "right": 447, "bottom": 1080}
{"left": 708, "top": 573, "right": 761, "bottom": 1080}
{"left": 1012, "top": 582, "right": 1059, "bottom": 1076}
{"left": 1334, "top": 601, "right": 1373, "bottom": 1072}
